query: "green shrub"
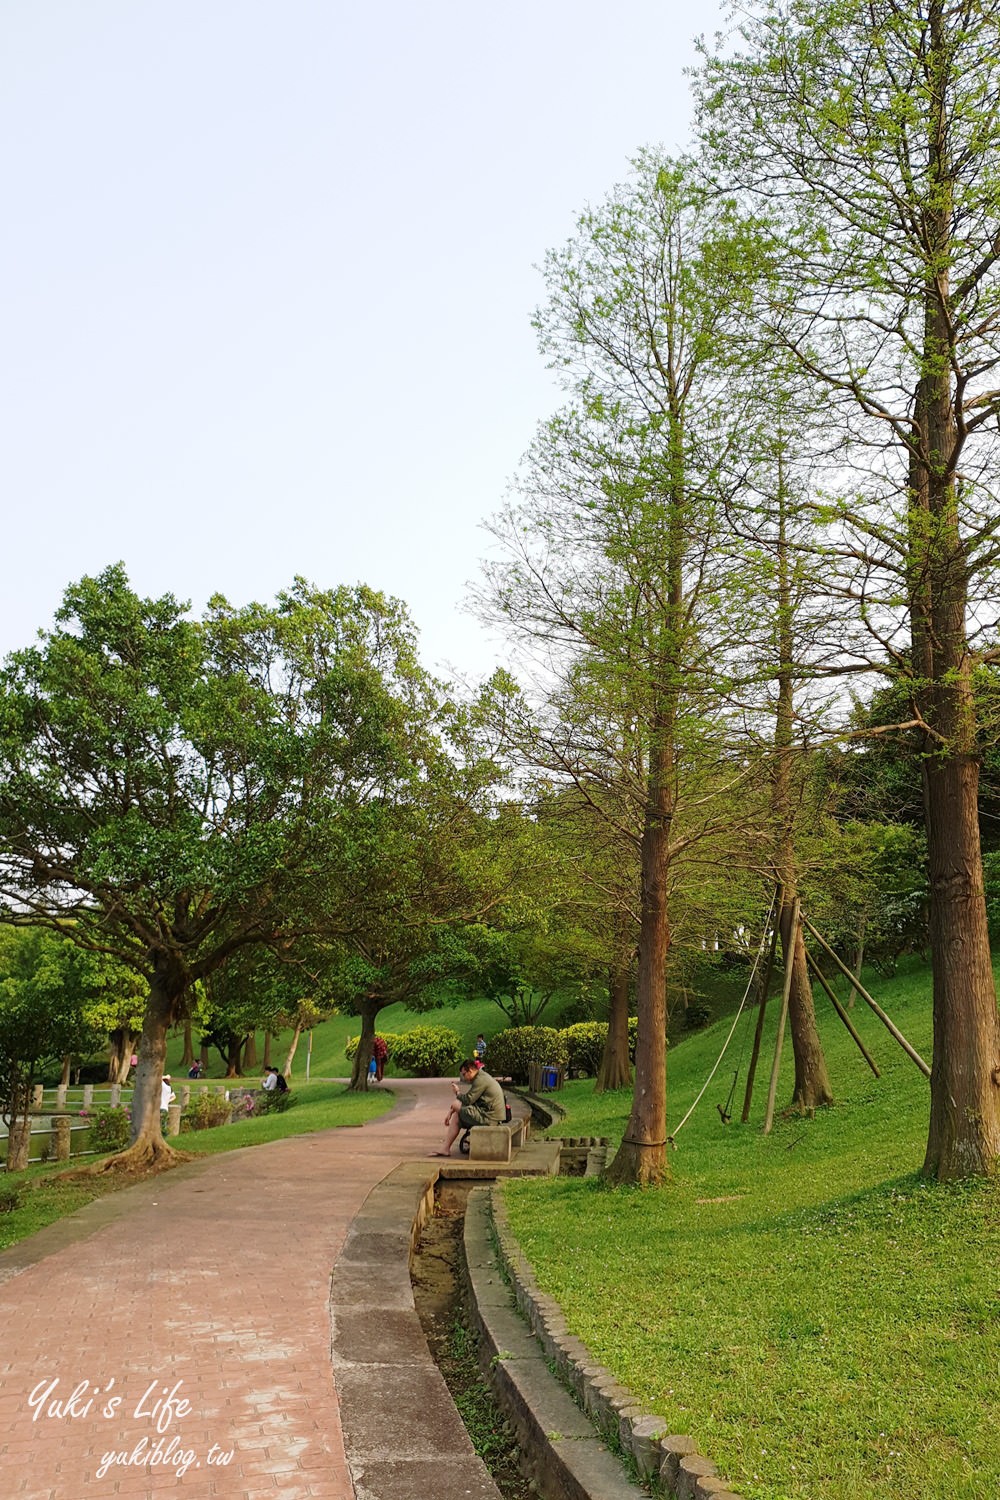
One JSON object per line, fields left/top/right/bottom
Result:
{"left": 561, "top": 1022, "right": 608, "bottom": 1074}
{"left": 560, "top": 1020, "right": 640, "bottom": 1075}
{"left": 485, "top": 1026, "right": 570, "bottom": 1085}
{"left": 182, "top": 1092, "right": 233, "bottom": 1131}
{"left": 86, "top": 1105, "right": 131, "bottom": 1153}
{"left": 0, "top": 1182, "right": 24, "bottom": 1213}
{"left": 683, "top": 1001, "right": 712, "bottom": 1030}
{"left": 390, "top": 1026, "right": 463, "bottom": 1077}
{"left": 344, "top": 1032, "right": 399, "bottom": 1062}
{"left": 255, "top": 1089, "right": 295, "bottom": 1115}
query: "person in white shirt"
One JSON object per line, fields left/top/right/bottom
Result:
{"left": 160, "top": 1076, "right": 175, "bottom": 1111}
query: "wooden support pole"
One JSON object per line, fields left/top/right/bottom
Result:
{"left": 804, "top": 947, "right": 880, "bottom": 1078}
{"left": 763, "top": 896, "right": 799, "bottom": 1135}
{"left": 800, "top": 913, "right": 931, "bottom": 1079}
{"left": 742, "top": 886, "right": 782, "bottom": 1123}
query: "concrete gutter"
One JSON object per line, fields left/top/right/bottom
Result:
{"left": 469, "top": 1189, "right": 748, "bottom": 1500}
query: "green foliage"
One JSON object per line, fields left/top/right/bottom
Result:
{"left": 560, "top": 1019, "right": 639, "bottom": 1073}
{"left": 85, "top": 1105, "right": 131, "bottom": 1153}
{"left": 0, "top": 1182, "right": 23, "bottom": 1214}
{"left": 182, "top": 1092, "right": 232, "bottom": 1131}
{"left": 0, "top": 927, "right": 104, "bottom": 1126}
{"left": 254, "top": 1088, "right": 295, "bottom": 1115}
{"left": 388, "top": 1026, "right": 463, "bottom": 1077}
{"left": 485, "top": 1026, "right": 570, "bottom": 1085}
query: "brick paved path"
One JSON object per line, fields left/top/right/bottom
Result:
{"left": 0, "top": 1080, "right": 448, "bottom": 1500}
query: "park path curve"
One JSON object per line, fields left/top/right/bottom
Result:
{"left": 0, "top": 1079, "right": 452, "bottom": 1500}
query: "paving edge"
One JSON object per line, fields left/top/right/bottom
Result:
{"left": 474, "top": 1189, "right": 747, "bottom": 1500}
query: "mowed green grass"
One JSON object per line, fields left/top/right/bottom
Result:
{"left": 502, "top": 958, "right": 1000, "bottom": 1500}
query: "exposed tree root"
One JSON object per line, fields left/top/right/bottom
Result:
{"left": 74, "top": 1138, "right": 195, "bottom": 1180}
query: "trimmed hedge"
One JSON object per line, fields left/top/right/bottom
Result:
{"left": 390, "top": 1026, "right": 463, "bottom": 1077}
{"left": 344, "top": 1026, "right": 462, "bottom": 1076}
{"left": 560, "top": 1019, "right": 640, "bottom": 1075}
{"left": 485, "top": 1026, "right": 570, "bottom": 1085}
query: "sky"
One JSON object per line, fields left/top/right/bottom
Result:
{"left": 2, "top": 0, "right": 725, "bottom": 684}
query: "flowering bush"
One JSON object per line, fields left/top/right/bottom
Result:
{"left": 182, "top": 1092, "right": 232, "bottom": 1131}
{"left": 87, "top": 1105, "right": 131, "bottom": 1153}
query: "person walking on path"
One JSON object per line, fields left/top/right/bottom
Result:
{"left": 434, "top": 1059, "right": 506, "bottom": 1156}
{"left": 373, "top": 1034, "right": 388, "bottom": 1082}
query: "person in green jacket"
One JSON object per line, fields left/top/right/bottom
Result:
{"left": 433, "top": 1060, "right": 505, "bottom": 1156}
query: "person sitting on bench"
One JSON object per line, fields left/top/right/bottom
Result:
{"left": 433, "top": 1060, "right": 505, "bottom": 1156}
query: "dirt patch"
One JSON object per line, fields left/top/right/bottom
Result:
{"left": 412, "top": 1185, "right": 533, "bottom": 1500}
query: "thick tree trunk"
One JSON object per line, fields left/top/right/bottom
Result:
{"left": 348, "top": 1002, "right": 381, "bottom": 1092}
{"left": 262, "top": 1031, "right": 273, "bottom": 1068}
{"left": 779, "top": 897, "right": 833, "bottom": 1109}
{"left": 99, "top": 956, "right": 187, "bottom": 1173}
{"left": 6, "top": 1118, "right": 30, "bottom": 1172}
{"left": 243, "top": 1032, "right": 258, "bottom": 1070}
{"left": 59, "top": 1055, "right": 72, "bottom": 1088}
{"left": 596, "top": 967, "right": 633, "bottom": 1092}
{"left": 606, "top": 739, "right": 671, "bottom": 1187}
{"left": 199, "top": 1039, "right": 210, "bottom": 1073}
{"left": 910, "top": 127, "right": 1000, "bottom": 1178}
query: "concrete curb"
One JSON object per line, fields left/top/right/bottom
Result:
{"left": 482, "top": 1190, "right": 747, "bottom": 1500}
{"left": 330, "top": 1160, "right": 504, "bottom": 1500}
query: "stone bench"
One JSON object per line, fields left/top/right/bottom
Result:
{"left": 468, "top": 1125, "right": 512, "bottom": 1163}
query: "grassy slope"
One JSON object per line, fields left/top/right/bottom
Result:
{"left": 502, "top": 957, "right": 1000, "bottom": 1500}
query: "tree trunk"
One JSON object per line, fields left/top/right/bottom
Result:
{"left": 846, "top": 913, "right": 866, "bottom": 1009}
{"left": 283, "top": 1025, "right": 303, "bottom": 1080}
{"left": 59, "top": 1055, "right": 72, "bottom": 1088}
{"left": 596, "top": 967, "right": 633, "bottom": 1092}
{"left": 243, "top": 1032, "right": 258, "bottom": 1070}
{"left": 910, "top": 90, "right": 1000, "bottom": 1179}
{"left": 101, "top": 956, "right": 187, "bottom": 1172}
{"left": 348, "top": 1002, "right": 381, "bottom": 1092}
{"left": 606, "top": 737, "right": 671, "bottom": 1187}
{"left": 180, "top": 1020, "right": 195, "bottom": 1069}
{"left": 199, "top": 1039, "right": 210, "bottom": 1073}
{"left": 771, "top": 473, "right": 833, "bottom": 1110}
{"left": 779, "top": 897, "right": 833, "bottom": 1109}
{"left": 262, "top": 1031, "right": 273, "bottom": 1068}
{"left": 6, "top": 1118, "right": 30, "bottom": 1172}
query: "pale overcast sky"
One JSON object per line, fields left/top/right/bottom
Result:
{"left": 2, "top": 0, "right": 723, "bottom": 683}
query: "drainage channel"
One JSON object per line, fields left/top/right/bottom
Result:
{"left": 411, "top": 1181, "right": 534, "bottom": 1500}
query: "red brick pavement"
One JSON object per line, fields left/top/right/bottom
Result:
{"left": 0, "top": 1080, "right": 450, "bottom": 1500}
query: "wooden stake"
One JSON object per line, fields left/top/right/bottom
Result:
{"left": 763, "top": 896, "right": 799, "bottom": 1135}
{"left": 804, "top": 947, "right": 880, "bottom": 1078}
{"left": 742, "top": 885, "right": 782, "bottom": 1123}
{"left": 800, "top": 913, "right": 931, "bottom": 1079}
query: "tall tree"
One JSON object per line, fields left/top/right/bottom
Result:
{"left": 0, "top": 567, "right": 443, "bottom": 1167}
{"left": 698, "top": 0, "right": 1000, "bottom": 1176}
{"left": 477, "top": 155, "right": 762, "bottom": 1184}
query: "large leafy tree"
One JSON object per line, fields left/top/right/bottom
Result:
{"left": 0, "top": 566, "right": 443, "bottom": 1166}
{"left": 698, "top": 0, "right": 1000, "bottom": 1177}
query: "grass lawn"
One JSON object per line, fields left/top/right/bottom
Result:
{"left": 502, "top": 957, "right": 1000, "bottom": 1500}
{"left": 0, "top": 1081, "right": 393, "bottom": 1253}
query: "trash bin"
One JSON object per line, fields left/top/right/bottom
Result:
{"left": 542, "top": 1066, "right": 558, "bottom": 1090}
